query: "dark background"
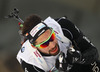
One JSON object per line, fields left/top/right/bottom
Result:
{"left": 0, "top": 0, "right": 100, "bottom": 72}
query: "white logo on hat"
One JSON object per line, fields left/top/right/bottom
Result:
{"left": 30, "top": 23, "right": 46, "bottom": 37}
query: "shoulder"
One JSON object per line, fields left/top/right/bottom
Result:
{"left": 55, "top": 16, "right": 81, "bottom": 40}
{"left": 16, "top": 40, "right": 42, "bottom": 68}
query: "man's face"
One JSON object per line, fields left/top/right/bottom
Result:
{"left": 35, "top": 29, "right": 60, "bottom": 56}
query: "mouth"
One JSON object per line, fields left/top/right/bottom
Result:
{"left": 50, "top": 45, "right": 58, "bottom": 53}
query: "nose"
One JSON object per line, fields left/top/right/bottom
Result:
{"left": 48, "top": 41, "right": 56, "bottom": 50}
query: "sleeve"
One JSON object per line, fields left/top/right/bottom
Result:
{"left": 56, "top": 16, "right": 99, "bottom": 64}
{"left": 21, "top": 60, "right": 45, "bottom": 72}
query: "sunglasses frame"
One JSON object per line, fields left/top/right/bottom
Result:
{"left": 35, "top": 28, "right": 55, "bottom": 48}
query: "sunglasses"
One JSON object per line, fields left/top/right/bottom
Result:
{"left": 35, "top": 29, "right": 55, "bottom": 48}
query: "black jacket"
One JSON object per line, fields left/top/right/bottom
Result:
{"left": 56, "top": 16, "right": 99, "bottom": 72}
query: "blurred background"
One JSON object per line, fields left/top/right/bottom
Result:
{"left": 0, "top": 0, "right": 100, "bottom": 72}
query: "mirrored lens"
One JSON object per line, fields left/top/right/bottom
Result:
{"left": 40, "top": 32, "right": 55, "bottom": 48}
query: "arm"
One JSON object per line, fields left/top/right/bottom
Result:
{"left": 56, "top": 17, "right": 99, "bottom": 64}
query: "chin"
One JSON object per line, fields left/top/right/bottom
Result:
{"left": 50, "top": 47, "right": 60, "bottom": 56}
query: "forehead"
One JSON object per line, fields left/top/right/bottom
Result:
{"left": 35, "top": 29, "right": 51, "bottom": 44}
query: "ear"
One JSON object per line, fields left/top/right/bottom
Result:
{"left": 31, "top": 44, "right": 37, "bottom": 49}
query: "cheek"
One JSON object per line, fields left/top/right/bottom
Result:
{"left": 54, "top": 38, "right": 58, "bottom": 43}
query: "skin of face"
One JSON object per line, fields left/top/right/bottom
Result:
{"left": 34, "top": 29, "right": 60, "bottom": 56}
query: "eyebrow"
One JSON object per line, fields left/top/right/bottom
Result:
{"left": 36, "top": 29, "right": 52, "bottom": 44}
{"left": 39, "top": 33, "right": 51, "bottom": 43}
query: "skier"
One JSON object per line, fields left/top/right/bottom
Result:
{"left": 16, "top": 14, "right": 99, "bottom": 72}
